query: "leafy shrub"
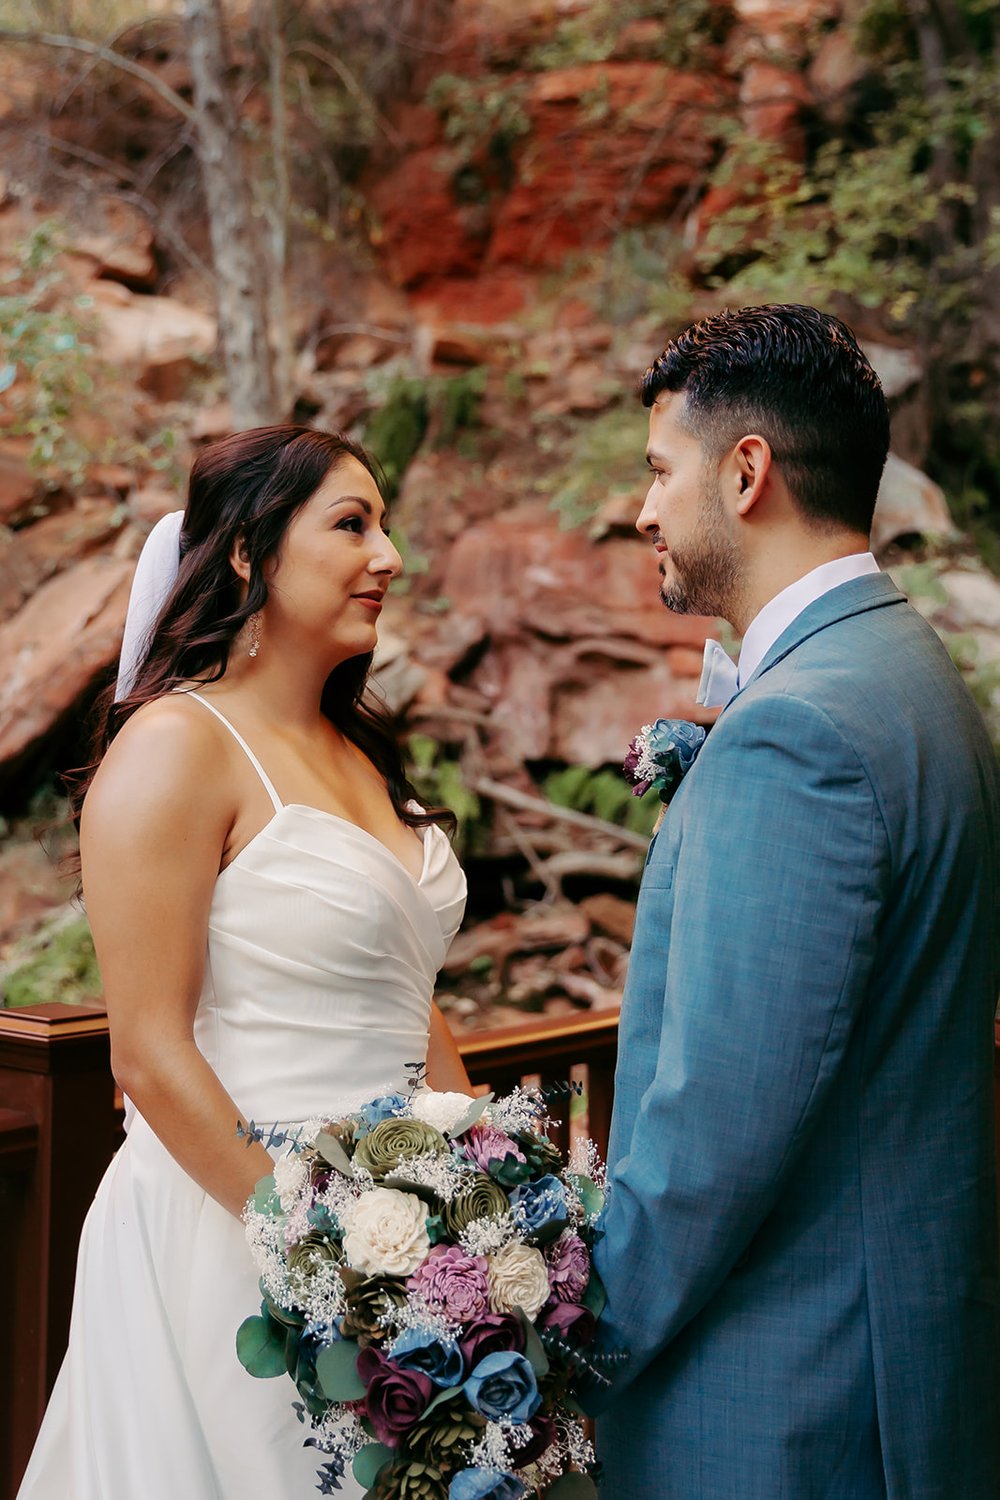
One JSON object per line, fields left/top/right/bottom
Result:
{"left": 544, "top": 764, "right": 660, "bottom": 837}
{"left": 2, "top": 917, "right": 102, "bottom": 1009}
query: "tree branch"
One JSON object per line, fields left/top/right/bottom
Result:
{"left": 0, "top": 28, "right": 199, "bottom": 126}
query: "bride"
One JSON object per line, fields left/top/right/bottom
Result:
{"left": 17, "top": 425, "right": 469, "bottom": 1499}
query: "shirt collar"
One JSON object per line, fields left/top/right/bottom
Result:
{"left": 737, "top": 552, "right": 880, "bottom": 688}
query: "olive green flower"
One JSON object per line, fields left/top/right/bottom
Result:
{"left": 407, "top": 1396, "right": 487, "bottom": 1466}
{"left": 287, "top": 1231, "right": 341, "bottom": 1287}
{"left": 338, "top": 1267, "right": 408, "bottom": 1346}
{"left": 353, "top": 1118, "right": 450, "bottom": 1182}
{"left": 440, "top": 1174, "right": 511, "bottom": 1239}
{"left": 371, "top": 1459, "right": 448, "bottom": 1499}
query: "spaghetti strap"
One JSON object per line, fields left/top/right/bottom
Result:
{"left": 185, "top": 691, "right": 283, "bottom": 812}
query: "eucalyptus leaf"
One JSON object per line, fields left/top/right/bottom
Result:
{"left": 352, "top": 1442, "right": 393, "bottom": 1487}
{"left": 382, "top": 1172, "right": 442, "bottom": 1205}
{"left": 315, "top": 1337, "right": 366, "bottom": 1402}
{"left": 546, "top": 1474, "right": 598, "bottom": 1498}
{"left": 569, "top": 1174, "right": 605, "bottom": 1220}
{"left": 314, "top": 1130, "right": 354, "bottom": 1175}
{"left": 0, "top": 363, "right": 16, "bottom": 394}
{"left": 446, "top": 1092, "right": 494, "bottom": 1138}
{"left": 235, "top": 1314, "right": 287, "bottom": 1378}
{"left": 420, "top": 1382, "right": 463, "bottom": 1419}
{"left": 253, "top": 1175, "right": 281, "bottom": 1215}
{"left": 517, "top": 1308, "right": 550, "bottom": 1380}
{"left": 581, "top": 1266, "right": 606, "bottom": 1320}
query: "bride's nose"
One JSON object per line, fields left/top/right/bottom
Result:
{"left": 369, "top": 531, "right": 404, "bottom": 578}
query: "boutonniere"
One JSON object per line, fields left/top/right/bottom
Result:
{"left": 624, "top": 718, "right": 707, "bottom": 806}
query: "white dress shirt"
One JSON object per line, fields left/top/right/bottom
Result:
{"left": 697, "top": 553, "right": 880, "bottom": 707}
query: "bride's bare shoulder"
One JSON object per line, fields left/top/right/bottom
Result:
{"left": 83, "top": 694, "right": 235, "bottom": 834}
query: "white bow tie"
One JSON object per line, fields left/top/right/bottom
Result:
{"left": 696, "top": 639, "right": 740, "bottom": 708}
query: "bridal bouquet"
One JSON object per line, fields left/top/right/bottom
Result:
{"left": 238, "top": 1083, "right": 611, "bottom": 1498}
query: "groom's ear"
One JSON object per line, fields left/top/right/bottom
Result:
{"left": 732, "top": 435, "right": 772, "bottom": 517}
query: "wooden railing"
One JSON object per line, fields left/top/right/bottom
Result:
{"left": 0, "top": 1004, "right": 120, "bottom": 1500}
{"left": 0, "top": 1002, "right": 617, "bottom": 1499}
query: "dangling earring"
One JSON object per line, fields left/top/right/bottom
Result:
{"left": 247, "top": 613, "right": 261, "bottom": 659}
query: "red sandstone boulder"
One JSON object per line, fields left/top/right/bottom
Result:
{"left": 0, "top": 499, "right": 125, "bottom": 624}
{"left": 441, "top": 517, "right": 714, "bottom": 764}
{"left": 92, "top": 284, "right": 216, "bottom": 401}
{"left": 0, "top": 555, "right": 134, "bottom": 787}
{"left": 0, "top": 440, "right": 37, "bottom": 524}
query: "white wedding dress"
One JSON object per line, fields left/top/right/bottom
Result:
{"left": 17, "top": 693, "right": 467, "bottom": 1500}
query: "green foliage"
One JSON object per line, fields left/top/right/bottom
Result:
{"left": 406, "top": 735, "right": 482, "bottom": 853}
{"left": 695, "top": 0, "right": 1000, "bottom": 522}
{"left": 527, "top": 0, "right": 724, "bottom": 71}
{"left": 435, "top": 366, "right": 487, "bottom": 448}
{"left": 426, "top": 72, "right": 530, "bottom": 191}
{"left": 364, "top": 370, "right": 487, "bottom": 499}
{"left": 543, "top": 764, "right": 660, "bottom": 837}
{"left": 595, "top": 227, "right": 695, "bottom": 327}
{"left": 2, "top": 917, "right": 101, "bottom": 1009}
{"left": 0, "top": 221, "right": 98, "bottom": 486}
{"left": 364, "top": 377, "right": 430, "bottom": 498}
{"left": 540, "top": 405, "right": 649, "bottom": 530}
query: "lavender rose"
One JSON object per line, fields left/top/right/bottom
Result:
{"left": 463, "top": 1124, "right": 526, "bottom": 1176}
{"left": 410, "top": 1244, "right": 490, "bottom": 1322}
{"left": 546, "top": 1232, "right": 590, "bottom": 1303}
{"left": 357, "top": 1344, "right": 434, "bottom": 1448}
{"left": 458, "top": 1312, "right": 526, "bottom": 1373}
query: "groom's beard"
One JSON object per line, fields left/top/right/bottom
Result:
{"left": 659, "top": 477, "right": 741, "bottom": 618}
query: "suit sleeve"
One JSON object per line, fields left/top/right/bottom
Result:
{"left": 588, "top": 691, "right": 890, "bottom": 1407}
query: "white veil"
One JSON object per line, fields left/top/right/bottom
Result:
{"left": 115, "top": 510, "right": 184, "bottom": 701}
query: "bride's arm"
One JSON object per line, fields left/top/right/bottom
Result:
{"left": 425, "top": 1001, "right": 473, "bottom": 1092}
{"left": 80, "top": 698, "right": 273, "bottom": 1218}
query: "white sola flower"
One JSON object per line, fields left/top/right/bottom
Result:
{"left": 409, "top": 1088, "right": 479, "bottom": 1136}
{"left": 272, "top": 1151, "right": 309, "bottom": 1212}
{"left": 487, "top": 1240, "right": 550, "bottom": 1319}
{"left": 340, "top": 1186, "right": 431, "bottom": 1277}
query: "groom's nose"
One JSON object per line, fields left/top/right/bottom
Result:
{"left": 635, "top": 484, "right": 659, "bottom": 538}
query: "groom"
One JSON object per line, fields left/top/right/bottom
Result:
{"left": 590, "top": 305, "right": 1000, "bottom": 1498}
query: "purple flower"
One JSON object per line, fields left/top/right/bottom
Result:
{"left": 513, "top": 1411, "right": 558, "bottom": 1465}
{"left": 546, "top": 1232, "right": 590, "bottom": 1303}
{"left": 409, "top": 1244, "right": 490, "bottom": 1322}
{"left": 463, "top": 1123, "right": 526, "bottom": 1176}
{"left": 458, "top": 1312, "right": 525, "bottom": 1372}
{"left": 537, "top": 1298, "right": 597, "bottom": 1346}
{"left": 463, "top": 1350, "right": 541, "bottom": 1424}
{"left": 356, "top": 1344, "right": 434, "bottom": 1448}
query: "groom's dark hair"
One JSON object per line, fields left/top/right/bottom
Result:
{"left": 641, "top": 304, "right": 891, "bottom": 535}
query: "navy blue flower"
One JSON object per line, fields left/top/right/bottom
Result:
{"left": 390, "top": 1327, "right": 464, "bottom": 1388}
{"left": 508, "top": 1173, "right": 568, "bottom": 1243}
{"left": 624, "top": 718, "right": 706, "bottom": 804}
{"left": 463, "top": 1350, "right": 541, "bottom": 1424}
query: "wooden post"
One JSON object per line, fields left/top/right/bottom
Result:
{"left": 0, "top": 1004, "right": 118, "bottom": 1500}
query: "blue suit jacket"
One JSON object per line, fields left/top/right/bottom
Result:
{"left": 592, "top": 573, "right": 1000, "bottom": 1499}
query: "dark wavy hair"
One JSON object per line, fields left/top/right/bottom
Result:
{"left": 73, "top": 425, "right": 452, "bottom": 834}
{"left": 641, "top": 304, "right": 890, "bottom": 535}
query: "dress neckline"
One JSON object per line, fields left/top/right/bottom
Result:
{"left": 220, "top": 802, "right": 434, "bottom": 890}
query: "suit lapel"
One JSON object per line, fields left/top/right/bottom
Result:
{"left": 737, "top": 572, "right": 906, "bottom": 698}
